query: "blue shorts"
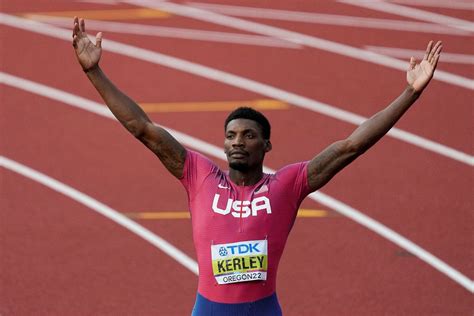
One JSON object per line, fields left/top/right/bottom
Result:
{"left": 191, "top": 292, "right": 282, "bottom": 316}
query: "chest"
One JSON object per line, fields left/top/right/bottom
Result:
{"left": 190, "top": 178, "right": 297, "bottom": 240}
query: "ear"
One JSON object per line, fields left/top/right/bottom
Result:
{"left": 264, "top": 140, "right": 272, "bottom": 152}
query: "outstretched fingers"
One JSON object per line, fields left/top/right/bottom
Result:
{"left": 72, "top": 17, "right": 80, "bottom": 47}
{"left": 72, "top": 16, "right": 80, "bottom": 37}
{"left": 423, "top": 40, "right": 433, "bottom": 61}
{"left": 408, "top": 57, "right": 416, "bottom": 70}
{"left": 80, "top": 18, "right": 86, "bottom": 33}
{"left": 95, "top": 32, "right": 103, "bottom": 48}
{"left": 72, "top": 17, "right": 87, "bottom": 38}
{"left": 429, "top": 41, "right": 442, "bottom": 66}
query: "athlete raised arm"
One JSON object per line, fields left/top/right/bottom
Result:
{"left": 72, "top": 17, "right": 186, "bottom": 178}
{"left": 307, "top": 40, "right": 442, "bottom": 191}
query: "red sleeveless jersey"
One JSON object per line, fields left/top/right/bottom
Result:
{"left": 180, "top": 150, "right": 311, "bottom": 303}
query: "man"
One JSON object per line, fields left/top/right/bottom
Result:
{"left": 72, "top": 16, "right": 442, "bottom": 315}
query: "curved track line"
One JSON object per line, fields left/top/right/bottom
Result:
{"left": 0, "top": 14, "right": 472, "bottom": 166}
{"left": 1, "top": 72, "right": 472, "bottom": 292}
{"left": 189, "top": 2, "right": 469, "bottom": 36}
{"left": 388, "top": 0, "right": 474, "bottom": 10}
{"left": 365, "top": 46, "right": 474, "bottom": 65}
{"left": 0, "top": 156, "right": 199, "bottom": 276}
{"left": 28, "top": 17, "right": 301, "bottom": 49}
{"left": 340, "top": 0, "right": 474, "bottom": 32}
{"left": 126, "top": 0, "right": 474, "bottom": 90}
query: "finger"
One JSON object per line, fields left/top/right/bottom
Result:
{"left": 423, "top": 40, "right": 433, "bottom": 61}
{"left": 432, "top": 40, "right": 442, "bottom": 51}
{"left": 72, "top": 35, "right": 78, "bottom": 48}
{"left": 80, "top": 18, "right": 86, "bottom": 33}
{"left": 429, "top": 41, "right": 442, "bottom": 63}
{"left": 95, "top": 32, "right": 103, "bottom": 48}
{"left": 408, "top": 57, "right": 416, "bottom": 70}
{"left": 432, "top": 52, "right": 441, "bottom": 70}
{"left": 73, "top": 19, "right": 81, "bottom": 37}
{"left": 72, "top": 16, "right": 78, "bottom": 38}
{"left": 428, "top": 41, "right": 443, "bottom": 63}
{"left": 431, "top": 45, "right": 442, "bottom": 68}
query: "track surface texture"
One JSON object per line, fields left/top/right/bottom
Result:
{"left": 1, "top": 0, "right": 473, "bottom": 315}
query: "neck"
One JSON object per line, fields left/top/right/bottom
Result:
{"left": 229, "top": 167, "right": 263, "bottom": 186}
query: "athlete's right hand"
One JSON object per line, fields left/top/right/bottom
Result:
{"left": 72, "top": 16, "right": 102, "bottom": 72}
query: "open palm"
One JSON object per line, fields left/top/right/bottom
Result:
{"left": 72, "top": 17, "right": 102, "bottom": 72}
{"left": 407, "top": 41, "right": 442, "bottom": 92}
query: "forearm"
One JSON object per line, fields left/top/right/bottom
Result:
{"left": 86, "top": 66, "right": 151, "bottom": 136}
{"left": 348, "top": 85, "right": 421, "bottom": 154}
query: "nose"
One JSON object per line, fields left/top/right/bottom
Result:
{"left": 232, "top": 134, "right": 244, "bottom": 147}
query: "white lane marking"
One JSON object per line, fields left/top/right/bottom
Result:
{"left": 76, "top": 0, "right": 121, "bottom": 4}
{"left": 366, "top": 46, "right": 474, "bottom": 65}
{"left": 339, "top": 0, "right": 474, "bottom": 32}
{"left": 1, "top": 72, "right": 473, "bottom": 292}
{"left": 0, "top": 13, "right": 472, "bottom": 166}
{"left": 188, "top": 2, "right": 469, "bottom": 36}
{"left": 1, "top": 14, "right": 472, "bottom": 166}
{"left": 387, "top": 0, "right": 474, "bottom": 10}
{"left": 0, "top": 156, "right": 199, "bottom": 275}
{"left": 124, "top": 0, "right": 474, "bottom": 90}
{"left": 27, "top": 16, "right": 301, "bottom": 49}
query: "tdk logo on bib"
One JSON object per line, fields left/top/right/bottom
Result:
{"left": 219, "top": 242, "right": 261, "bottom": 257}
{"left": 218, "top": 247, "right": 228, "bottom": 256}
{"left": 211, "top": 240, "right": 268, "bottom": 284}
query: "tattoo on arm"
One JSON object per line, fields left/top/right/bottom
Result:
{"left": 84, "top": 68, "right": 187, "bottom": 178}
{"left": 307, "top": 140, "right": 358, "bottom": 192}
{"left": 307, "top": 87, "right": 422, "bottom": 192}
{"left": 137, "top": 123, "right": 187, "bottom": 179}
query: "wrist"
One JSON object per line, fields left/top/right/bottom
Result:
{"left": 83, "top": 64, "right": 100, "bottom": 74}
{"left": 406, "top": 84, "right": 422, "bottom": 97}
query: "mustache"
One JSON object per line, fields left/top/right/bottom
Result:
{"left": 229, "top": 149, "right": 249, "bottom": 156}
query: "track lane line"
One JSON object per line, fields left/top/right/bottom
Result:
{"left": 188, "top": 2, "right": 470, "bottom": 36}
{"left": 0, "top": 13, "right": 472, "bottom": 166}
{"left": 340, "top": 0, "right": 474, "bottom": 32}
{"left": 365, "top": 46, "right": 474, "bottom": 64}
{"left": 0, "top": 155, "right": 199, "bottom": 275}
{"left": 387, "top": 0, "right": 474, "bottom": 10}
{"left": 2, "top": 72, "right": 472, "bottom": 292}
{"left": 125, "top": 0, "right": 474, "bottom": 90}
{"left": 26, "top": 16, "right": 301, "bottom": 49}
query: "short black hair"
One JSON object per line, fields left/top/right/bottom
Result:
{"left": 224, "top": 107, "right": 271, "bottom": 140}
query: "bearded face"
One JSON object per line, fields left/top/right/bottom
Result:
{"left": 224, "top": 119, "right": 271, "bottom": 172}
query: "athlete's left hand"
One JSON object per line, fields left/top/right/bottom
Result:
{"left": 407, "top": 40, "right": 442, "bottom": 93}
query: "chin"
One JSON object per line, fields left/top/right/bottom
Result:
{"left": 229, "top": 161, "right": 249, "bottom": 172}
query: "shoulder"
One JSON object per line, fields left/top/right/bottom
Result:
{"left": 266, "top": 161, "right": 312, "bottom": 200}
{"left": 267, "top": 161, "right": 310, "bottom": 187}
{"left": 181, "top": 149, "right": 222, "bottom": 180}
{"left": 274, "top": 161, "right": 310, "bottom": 177}
{"left": 185, "top": 149, "right": 209, "bottom": 161}
{"left": 184, "top": 150, "right": 218, "bottom": 167}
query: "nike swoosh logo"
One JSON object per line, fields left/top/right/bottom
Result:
{"left": 255, "top": 184, "right": 268, "bottom": 194}
{"left": 218, "top": 184, "right": 229, "bottom": 189}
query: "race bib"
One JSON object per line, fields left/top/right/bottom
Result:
{"left": 211, "top": 239, "right": 268, "bottom": 284}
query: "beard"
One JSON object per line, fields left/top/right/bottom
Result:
{"left": 229, "top": 161, "right": 249, "bottom": 172}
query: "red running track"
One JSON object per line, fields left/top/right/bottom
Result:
{"left": 1, "top": 1, "right": 473, "bottom": 315}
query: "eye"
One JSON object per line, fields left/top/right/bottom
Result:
{"left": 226, "top": 134, "right": 235, "bottom": 140}
{"left": 246, "top": 133, "right": 254, "bottom": 139}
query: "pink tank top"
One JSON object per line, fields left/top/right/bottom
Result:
{"left": 180, "top": 150, "right": 311, "bottom": 303}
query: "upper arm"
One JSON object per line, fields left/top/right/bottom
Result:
{"left": 136, "top": 121, "right": 187, "bottom": 178}
{"left": 307, "top": 139, "right": 359, "bottom": 191}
